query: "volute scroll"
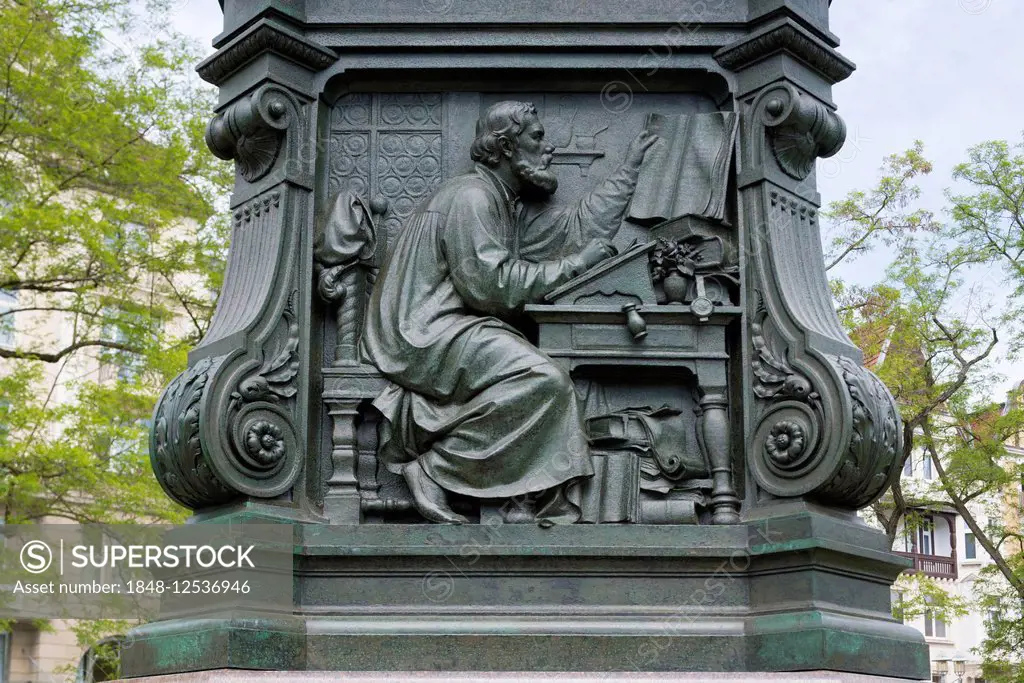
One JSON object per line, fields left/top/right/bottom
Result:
{"left": 206, "top": 84, "right": 301, "bottom": 182}
{"left": 753, "top": 82, "right": 846, "bottom": 180}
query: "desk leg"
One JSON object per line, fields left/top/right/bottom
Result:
{"left": 324, "top": 398, "right": 362, "bottom": 523}
{"left": 700, "top": 392, "right": 741, "bottom": 524}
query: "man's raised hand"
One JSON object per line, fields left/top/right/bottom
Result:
{"left": 624, "top": 129, "right": 659, "bottom": 168}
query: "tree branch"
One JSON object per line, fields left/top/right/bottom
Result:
{"left": 925, "top": 422, "right": 1024, "bottom": 599}
{"left": 0, "top": 339, "right": 139, "bottom": 363}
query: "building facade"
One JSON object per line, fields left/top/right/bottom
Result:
{"left": 888, "top": 438, "right": 1024, "bottom": 683}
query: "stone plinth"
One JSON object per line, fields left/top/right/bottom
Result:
{"left": 119, "top": 510, "right": 928, "bottom": 681}
{"left": 116, "top": 671, "right": 925, "bottom": 683}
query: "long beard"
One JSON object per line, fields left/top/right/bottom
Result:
{"left": 513, "top": 157, "right": 558, "bottom": 201}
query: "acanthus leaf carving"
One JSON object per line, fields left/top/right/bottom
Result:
{"left": 151, "top": 356, "right": 236, "bottom": 510}
{"left": 232, "top": 290, "right": 300, "bottom": 408}
{"left": 813, "top": 356, "right": 902, "bottom": 508}
{"left": 751, "top": 291, "right": 818, "bottom": 403}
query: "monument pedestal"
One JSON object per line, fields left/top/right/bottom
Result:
{"left": 142, "top": 1, "right": 925, "bottom": 680}
{"left": 116, "top": 672, "right": 922, "bottom": 682}
{"left": 120, "top": 509, "right": 927, "bottom": 681}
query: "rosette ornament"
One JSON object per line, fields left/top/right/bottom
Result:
{"left": 764, "top": 420, "right": 806, "bottom": 466}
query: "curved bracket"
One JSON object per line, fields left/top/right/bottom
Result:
{"left": 150, "top": 356, "right": 234, "bottom": 509}
{"left": 150, "top": 347, "right": 304, "bottom": 509}
{"left": 150, "top": 184, "right": 306, "bottom": 510}
{"left": 740, "top": 85, "right": 902, "bottom": 509}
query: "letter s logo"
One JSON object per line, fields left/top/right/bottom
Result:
{"left": 21, "top": 541, "right": 53, "bottom": 574}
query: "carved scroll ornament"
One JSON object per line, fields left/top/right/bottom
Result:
{"left": 206, "top": 84, "right": 299, "bottom": 182}
{"left": 740, "top": 81, "right": 899, "bottom": 510}
{"left": 150, "top": 294, "right": 304, "bottom": 510}
{"left": 149, "top": 189, "right": 304, "bottom": 511}
{"left": 750, "top": 352, "right": 900, "bottom": 507}
{"left": 150, "top": 357, "right": 234, "bottom": 509}
{"left": 819, "top": 356, "right": 903, "bottom": 508}
{"left": 755, "top": 82, "right": 845, "bottom": 180}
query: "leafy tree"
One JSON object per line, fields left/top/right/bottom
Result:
{"left": 0, "top": 0, "right": 233, "bottom": 668}
{"left": 826, "top": 140, "right": 1024, "bottom": 681}
{"left": 0, "top": 0, "right": 231, "bottom": 526}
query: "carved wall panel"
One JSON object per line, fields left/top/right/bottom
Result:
{"left": 319, "top": 87, "right": 739, "bottom": 524}
{"left": 328, "top": 93, "right": 445, "bottom": 253}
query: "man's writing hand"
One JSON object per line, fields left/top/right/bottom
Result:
{"left": 624, "top": 129, "right": 659, "bottom": 168}
{"left": 581, "top": 238, "right": 618, "bottom": 269}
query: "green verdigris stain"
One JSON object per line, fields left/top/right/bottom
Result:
{"left": 748, "top": 538, "right": 818, "bottom": 554}
{"left": 151, "top": 631, "right": 211, "bottom": 670}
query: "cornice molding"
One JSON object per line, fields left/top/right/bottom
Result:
{"left": 714, "top": 19, "right": 855, "bottom": 84}
{"left": 198, "top": 19, "right": 337, "bottom": 85}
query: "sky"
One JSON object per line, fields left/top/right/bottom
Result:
{"left": 821, "top": 0, "right": 1024, "bottom": 277}
{"left": 166, "top": 0, "right": 1024, "bottom": 393}
{"left": 821, "top": 0, "right": 1024, "bottom": 395}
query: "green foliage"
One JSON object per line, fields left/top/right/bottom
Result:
{"left": 0, "top": 0, "right": 233, "bottom": 673}
{"left": 53, "top": 620, "right": 133, "bottom": 681}
{"left": 975, "top": 558, "right": 1024, "bottom": 683}
{"left": 891, "top": 572, "right": 969, "bottom": 624}
{"left": 949, "top": 139, "right": 1024, "bottom": 299}
{"left": 823, "top": 142, "right": 938, "bottom": 273}
{"left": 827, "top": 139, "right": 1024, "bottom": 680}
{"left": 0, "top": 0, "right": 232, "bottom": 528}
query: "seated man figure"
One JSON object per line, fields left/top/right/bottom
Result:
{"left": 361, "top": 101, "right": 656, "bottom": 523}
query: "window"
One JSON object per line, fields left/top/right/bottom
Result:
{"left": 0, "top": 630, "right": 8, "bottom": 683}
{"left": 985, "top": 601, "right": 1002, "bottom": 632}
{"left": 964, "top": 532, "right": 977, "bottom": 560}
{"left": 100, "top": 309, "right": 155, "bottom": 382}
{"left": 903, "top": 455, "right": 913, "bottom": 477}
{"left": 0, "top": 398, "right": 9, "bottom": 444}
{"left": 923, "top": 454, "right": 934, "bottom": 480}
{"left": 103, "top": 221, "right": 150, "bottom": 257}
{"left": 917, "top": 516, "right": 935, "bottom": 556}
{"left": 900, "top": 523, "right": 915, "bottom": 552}
{"left": 103, "top": 321, "right": 141, "bottom": 382}
{"left": 924, "top": 610, "right": 946, "bottom": 638}
{"left": 0, "top": 290, "right": 15, "bottom": 348}
{"left": 986, "top": 519, "right": 1001, "bottom": 545}
{"left": 891, "top": 589, "right": 905, "bottom": 623}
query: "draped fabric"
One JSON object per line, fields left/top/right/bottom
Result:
{"left": 314, "top": 191, "right": 377, "bottom": 266}
{"left": 360, "top": 163, "right": 639, "bottom": 499}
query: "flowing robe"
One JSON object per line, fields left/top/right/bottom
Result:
{"left": 360, "top": 162, "right": 640, "bottom": 498}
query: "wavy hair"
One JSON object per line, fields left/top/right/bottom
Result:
{"left": 470, "top": 101, "right": 537, "bottom": 167}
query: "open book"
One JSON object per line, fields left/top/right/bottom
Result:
{"left": 627, "top": 112, "right": 738, "bottom": 227}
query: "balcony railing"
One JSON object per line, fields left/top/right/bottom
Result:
{"left": 894, "top": 551, "right": 957, "bottom": 580}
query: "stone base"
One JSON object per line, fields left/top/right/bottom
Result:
{"left": 116, "top": 671, "right": 926, "bottom": 682}
{"left": 119, "top": 508, "right": 929, "bottom": 681}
